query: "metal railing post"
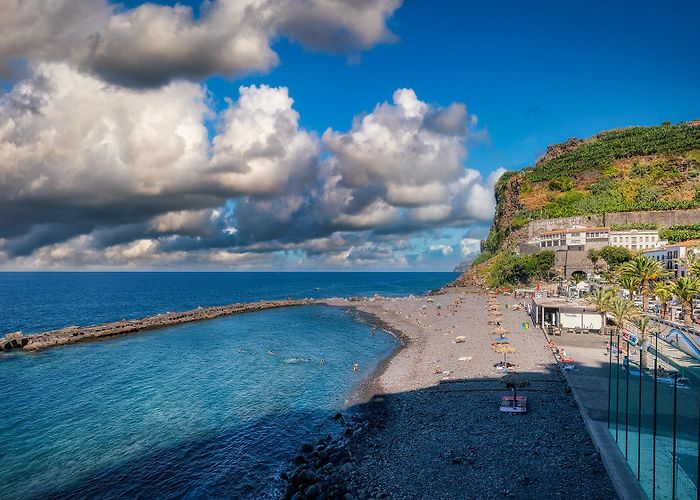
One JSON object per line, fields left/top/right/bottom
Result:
{"left": 608, "top": 327, "right": 613, "bottom": 429}
{"left": 653, "top": 332, "right": 659, "bottom": 500}
{"left": 626, "top": 339, "right": 630, "bottom": 459}
{"left": 616, "top": 332, "right": 621, "bottom": 442}
{"left": 672, "top": 372, "right": 678, "bottom": 500}
{"left": 638, "top": 346, "right": 643, "bottom": 480}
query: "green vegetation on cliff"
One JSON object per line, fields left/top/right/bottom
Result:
{"left": 660, "top": 224, "right": 700, "bottom": 243}
{"left": 508, "top": 123, "right": 700, "bottom": 221}
{"left": 466, "top": 122, "right": 700, "bottom": 280}
{"left": 488, "top": 250, "right": 555, "bottom": 288}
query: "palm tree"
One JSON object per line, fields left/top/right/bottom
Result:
{"left": 619, "top": 255, "right": 665, "bottom": 312}
{"left": 618, "top": 275, "right": 641, "bottom": 305}
{"left": 587, "top": 288, "right": 615, "bottom": 336}
{"left": 652, "top": 281, "right": 674, "bottom": 320}
{"left": 609, "top": 297, "right": 639, "bottom": 334}
{"left": 673, "top": 277, "right": 700, "bottom": 327}
{"left": 632, "top": 316, "right": 653, "bottom": 369}
{"left": 681, "top": 250, "right": 700, "bottom": 277}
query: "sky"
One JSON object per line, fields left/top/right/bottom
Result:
{"left": 1, "top": 0, "right": 698, "bottom": 271}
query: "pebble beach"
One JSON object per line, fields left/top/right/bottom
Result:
{"left": 283, "top": 288, "right": 617, "bottom": 499}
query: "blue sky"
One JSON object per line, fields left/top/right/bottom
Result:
{"left": 1, "top": 0, "right": 698, "bottom": 270}
{"left": 211, "top": 0, "right": 700, "bottom": 175}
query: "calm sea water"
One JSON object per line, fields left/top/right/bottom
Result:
{"left": 0, "top": 272, "right": 455, "bottom": 335}
{"left": 0, "top": 272, "right": 453, "bottom": 499}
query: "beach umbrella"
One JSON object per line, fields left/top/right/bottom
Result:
{"left": 502, "top": 373, "right": 530, "bottom": 402}
{"left": 493, "top": 326, "right": 508, "bottom": 336}
{"left": 494, "top": 344, "right": 517, "bottom": 364}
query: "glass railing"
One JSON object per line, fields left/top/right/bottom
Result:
{"left": 608, "top": 328, "right": 700, "bottom": 499}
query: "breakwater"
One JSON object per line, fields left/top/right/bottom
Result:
{"left": 1, "top": 299, "right": 318, "bottom": 352}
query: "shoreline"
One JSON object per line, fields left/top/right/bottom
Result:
{"left": 281, "top": 288, "right": 617, "bottom": 499}
{"left": 345, "top": 307, "right": 410, "bottom": 406}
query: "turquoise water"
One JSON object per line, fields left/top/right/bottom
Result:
{"left": 0, "top": 306, "right": 398, "bottom": 498}
{"left": 0, "top": 273, "right": 451, "bottom": 498}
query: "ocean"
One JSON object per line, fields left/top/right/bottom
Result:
{"left": 0, "top": 272, "right": 454, "bottom": 498}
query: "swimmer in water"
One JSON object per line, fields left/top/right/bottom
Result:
{"left": 320, "top": 358, "right": 325, "bottom": 365}
{"left": 353, "top": 361, "right": 359, "bottom": 371}
{"left": 267, "top": 350, "right": 274, "bottom": 356}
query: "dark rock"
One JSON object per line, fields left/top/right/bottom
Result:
{"left": 332, "top": 412, "right": 344, "bottom": 421}
{"left": 293, "top": 455, "right": 308, "bottom": 465}
{"left": 301, "top": 443, "right": 314, "bottom": 453}
{"left": 306, "top": 484, "right": 321, "bottom": 498}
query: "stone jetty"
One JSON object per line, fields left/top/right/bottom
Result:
{"left": 1, "top": 299, "right": 318, "bottom": 352}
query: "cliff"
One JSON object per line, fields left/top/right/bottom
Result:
{"left": 454, "top": 121, "right": 700, "bottom": 285}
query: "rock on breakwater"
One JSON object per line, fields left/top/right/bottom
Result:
{"left": 1, "top": 299, "right": 318, "bottom": 352}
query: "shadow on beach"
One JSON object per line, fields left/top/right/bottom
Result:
{"left": 39, "top": 362, "right": 617, "bottom": 499}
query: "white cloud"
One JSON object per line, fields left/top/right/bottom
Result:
{"left": 459, "top": 238, "right": 481, "bottom": 257}
{"left": 211, "top": 85, "right": 319, "bottom": 195}
{"left": 429, "top": 244, "right": 454, "bottom": 256}
{"left": 0, "top": 73, "right": 498, "bottom": 269}
{"left": 0, "top": 0, "right": 402, "bottom": 87}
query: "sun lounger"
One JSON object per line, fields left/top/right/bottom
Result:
{"left": 500, "top": 395, "right": 527, "bottom": 413}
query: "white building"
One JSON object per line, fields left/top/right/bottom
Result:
{"left": 609, "top": 229, "right": 665, "bottom": 251}
{"left": 643, "top": 240, "right": 700, "bottom": 278}
{"left": 528, "top": 225, "right": 666, "bottom": 252}
{"left": 529, "top": 296, "right": 603, "bottom": 332}
{"left": 530, "top": 226, "right": 609, "bottom": 250}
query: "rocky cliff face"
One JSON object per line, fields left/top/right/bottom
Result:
{"left": 535, "top": 137, "right": 584, "bottom": 166}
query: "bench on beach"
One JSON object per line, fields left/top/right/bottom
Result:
{"left": 500, "top": 395, "right": 527, "bottom": 413}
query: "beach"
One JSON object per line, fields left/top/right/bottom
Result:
{"left": 295, "top": 288, "right": 618, "bottom": 499}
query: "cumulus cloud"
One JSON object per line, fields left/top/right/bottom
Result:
{"left": 210, "top": 85, "right": 319, "bottom": 196}
{"left": 0, "top": 0, "right": 401, "bottom": 87}
{"left": 321, "top": 89, "right": 496, "bottom": 230}
{"left": 0, "top": 66, "right": 496, "bottom": 269}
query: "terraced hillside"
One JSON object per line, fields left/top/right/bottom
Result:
{"left": 458, "top": 121, "right": 700, "bottom": 286}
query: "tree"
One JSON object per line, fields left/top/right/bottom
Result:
{"left": 618, "top": 275, "right": 641, "bottom": 304}
{"left": 600, "top": 246, "right": 633, "bottom": 269}
{"left": 632, "top": 316, "right": 653, "bottom": 369}
{"left": 673, "top": 277, "right": 700, "bottom": 327}
{"left": 609, "top": 297, "right": 639, "bottom": 333}
{"left": 619, "top": 255, "right": 666, "bottom": 312}
{"left": 587, "top": 249, "right": 602, "bottom": 273}
{"left": 571, "top": 270, "right": 587, "bottom": 284}
{"left": 587, "top": 288, "right": 615, "bottom": 336}
{"left": 652, "top": 282, "right": 675, "bottom": 320}
{"left": 680, "top": 249, "right": 700, "bottom": 277}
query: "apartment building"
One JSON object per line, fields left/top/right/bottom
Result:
{"left": 531, "top": 226, "right": 609, "bottom": 250}
{"left": 643, "top": 240, "right": 700, "bottom": 278}
{"left": 609, "top": 229, "right": 664, "bottom": 251}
